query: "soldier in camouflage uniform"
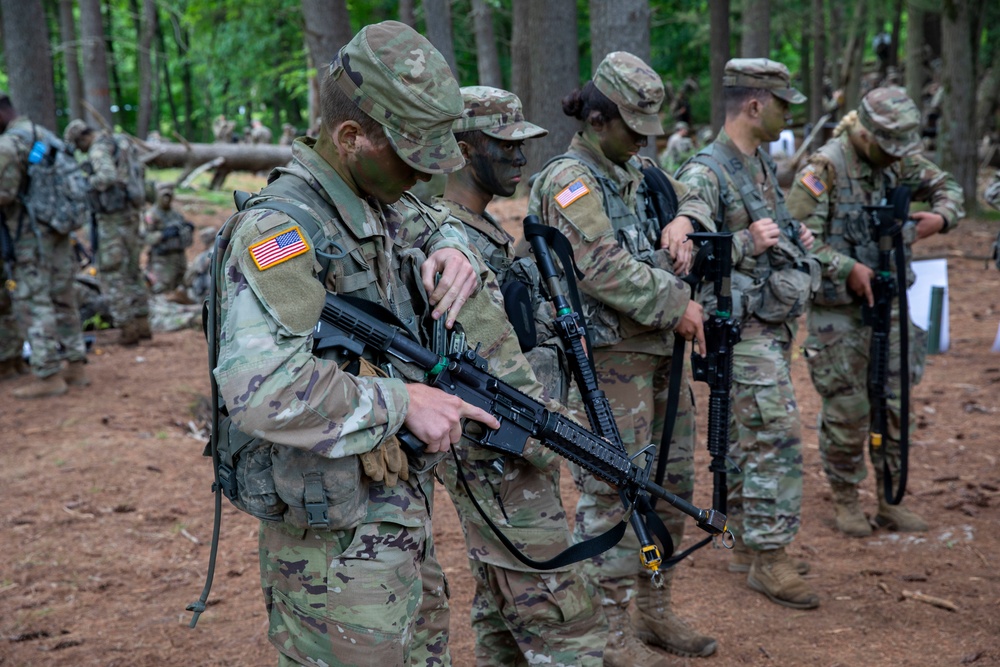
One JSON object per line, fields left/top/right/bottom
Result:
{"left": 212, "top": 22, "right": 500, "bottom": 666}
{"left": 182, "top": 226, "right": 216, "bottom": 304}
{"left": 529, "top": 52, "right": 716, "bottom": 666}
{"left": 676, "top": 59, "right": 820, "bottom": 610}
{"left": 64, "top": 119, "right": 151, "bottom": 345}
{"left": 785, "top": 87, "right": 965, "bottom": 537}
{"left": 145, "top": 183, "right": 194, "bottom": 294}
{"left": 986, "top": 172, "right": 1000, "bottom": 270}
{"left": 0, "top": 284, "right": 27, "bottom": 380}
{"left": 426, "top": 85, "right": 607, "bottom": 667}
{"left": 0, "top": 92, "right": 89, "bottom": 398}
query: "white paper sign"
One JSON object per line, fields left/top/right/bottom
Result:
{"left": 908, "top": 258, "right": 949, "bottom": 352}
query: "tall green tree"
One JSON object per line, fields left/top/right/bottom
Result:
{"left": 1, "top": 0, "right": 58, "bottom": 129}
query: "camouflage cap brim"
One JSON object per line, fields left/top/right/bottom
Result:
{"left": 869, "top": 126, "right": 921, "bottom": 158}
{"left": 383, "top": 125, "right": 466, "bottom": 174}
{"left": 482, "top": 120, "right": 548, "bottom": 141}
{"left": 772, "top": 87, "right": 807, "bottom": 105}
{"left": 620, "top": 108, "right": 664, "bottom": 137}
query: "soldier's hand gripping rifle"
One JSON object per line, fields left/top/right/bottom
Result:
{"left": 688, "top": 232, "right": 742, "bottom": 516}
{"left": 522, "top": 217, "right": 687, "bottom": 584}
{"left": 863, "top": 186, "right": 911, "bottom": 506}
{"left": 314, "top": 292, "right": 729, "bottom": 545}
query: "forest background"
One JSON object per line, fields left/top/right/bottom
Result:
{"left": 1, "top": 0, "right": 999, "bottom": 211}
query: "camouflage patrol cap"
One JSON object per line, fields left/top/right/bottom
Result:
{"left": 593, "top": 52, "right": 665, "bottom": 136}
{"left": 859, "top": 86, "right": 921, "bottom": 158}
{"left": 453, "top": 86, "right": 547, "bottom": 140}
{"left": 723, "top": 58, "right": 806, "bottom": 104}
{"left": 63, "top": 119, "right": 92, "bottom": 147}
{"left": 329, "top": 20, "right": 464, "bottom": 174}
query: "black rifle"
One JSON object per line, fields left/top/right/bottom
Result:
{"left": 863, "top": 186, "right": 911, "bottom": 505}
{"left": 314, "top": 292, "right": 729, "bottom": 540}
{"left": 523, "top": 218, "right": 671, "bottom": 580}
{"left": 687, "top": 232, "right": 741, "bottom": 516}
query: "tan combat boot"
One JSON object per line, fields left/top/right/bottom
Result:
{"left": 135, "top": 315, "right": 153, "bottom": 340}
{"left": 62, "top": 360, "right": 91, "bottom": 387}
{"left": 876, "top": 498, "right": 928, "bottom": 532}
{"left": 12, "top": 374, "right": 68, "bottom": 399}
{"left": 831, "top": 481, "right": 872, "bottom": 537}
{"left": 634, "top": 569, "right": 717, "bottom": 657}
{"left": 747, "top": 547, "right": 820, "bottom": 610}
{"left": 603, "top": 603, "right": 679, "bottom": 667}
{"left": 119, "top": 320, "right": 141, "bottom": 346}
{"left": 729, "top": 537, "right": 809, "bottom": 574}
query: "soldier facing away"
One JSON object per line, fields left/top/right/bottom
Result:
{"left": 785, "top": 86, "right": 965, "bottom": 537}
{"left": 145, "top": 183, "right": 194, "bottom": 294}
{"left": 210, "top": 21, "right": 498, "bottom": 665}
{"left": 427, "top": 85, "right": 609, "bottom": 666}
{"left": 182, "top": 225, "right": 216, "bottom": 305}
{"left": 0, "top": 92, "right": 90, "bottom": 398}
{"left": 676, "top": 58, "right": 820, "bottom": 610}
{"left": 64, "top": 119, "right": 152, "bottom": 346}
{"left": 529, "top": 51, "right": 716, "bottom": 665}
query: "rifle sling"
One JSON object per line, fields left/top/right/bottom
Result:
{"left": 881, "top": 227, "right": 909, "bottom": 505}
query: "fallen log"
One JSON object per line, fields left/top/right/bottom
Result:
{"left": 142, "top": 141, "right": 292, "bottom": 174}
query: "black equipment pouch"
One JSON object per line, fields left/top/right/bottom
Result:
{"left": 500, "top": 277, "right": 538, "bottom": 352}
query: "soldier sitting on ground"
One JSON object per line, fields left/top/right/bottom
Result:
{"left": 145, "top": 183, "right": 194, "bottom": 294}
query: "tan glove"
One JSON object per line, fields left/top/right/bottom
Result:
{"left": 351, "top": 357, "right": 410, "bottom": 487}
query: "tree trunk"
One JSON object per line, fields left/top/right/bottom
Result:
{"left": 0, "top": 0, "right": 58, "bottom": 130}
{"left": 941, "top": 0, "right": 978, "bottom": 212}
{"left": 399, "top": 0, "right": 416, "bottom": 28}
{"left": 78, "top": 0, "right": 113, "bottom": 127}
{"left": 136, "top": 0, "right": 157, "bottom": 138}
{"left": 144, "top": 141, "right": 292, "bottom": 173}
{"left": 890, "top": 0, "right": 903, "bottom": 68}
{"left": 830, "top": 1, "right": 843, "bottom": 78}
{"left": 741, "top": 0, "right": 770, "bottom": 58}
{"left": 710, "top": 0, "right": 731, "bottom": 134}
{"left": 905, "top": 1, "right": 925, "bottom": 104}
{"left": 511, "top": 0, "right": 531, "bottom": 114}
{"left": 840, "top": 0, "right": 867, "bottom": 115}
{"left": 975, "top": 48, "right": 1000, "bottom": 139}
{"left": 521, "top": 0, "right": 579, "bottom": 181}
{"left": 58, "top": 0, "right": 85, "bottom": 123}
{"left": 102, "top": 0, "right": 123, "bottom": 124}
{"left": 423, "top": 0, "right": 458, "bottom": 78}
{"left": 301, "top": 0, "right": 353, "bottom": 133}
{"left": 811, "top": 0, "right": 826, "bottom": 125}
{"left": 471, "top": 0, "right": 502, "bottom": 88}
{"left": 175, "top": 17, "right": 196, "bottom": 140}
{"left": 156, "top": 7, "right": 179, "bottom": 132}
{"left": 589, "top": 0, "right": 651, "bottom": 72}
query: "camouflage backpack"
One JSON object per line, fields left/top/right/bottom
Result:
{"left": 112, "top": 134, "right": 146, "bottom": 207}
{"left": 8, "top": 123, "right": 93, "bottom": 235}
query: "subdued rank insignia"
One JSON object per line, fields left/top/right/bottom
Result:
{"left": 800, "top": 170, "right": 826, "bottom": 197}
{"left": 555, "top": 179, "right": 590, "bottom": 208}
{"left": 249, "top": 227, "right": 309, "bottom": 271}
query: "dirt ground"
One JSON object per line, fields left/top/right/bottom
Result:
{"left": 2, "top": 191, "right": 999, "bottom": 667}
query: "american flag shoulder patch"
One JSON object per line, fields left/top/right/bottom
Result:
{"left": 555, "top": 179, "right": 591, "bottom": 208}
{"left": 248, "top": 227, "right": 310, "bottom": 271}
{"left": 800, "top": 170, "right": 826, "bottom": 197}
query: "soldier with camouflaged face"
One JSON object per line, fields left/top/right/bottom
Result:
{"left": 211, "top": 21, "right": 500, "bottom": 666}
{"left": 785, "top": 87, "right": 964, "bottom": 538}
{"left": 676, "top": 58, "right": 820, "bottom": 610}
{"left": 529, "top": 52, "right": 716, "bottom": 666}
{"left": 145, "top": 183, "right": 194, "bottom": 294}
{"left": 0, "top": 92, "right": 89, "bottom": 398}
{"left": 421, "top": 85, "right": 608, "bottom": 667}
{"left": 64, "top": 119, "right": 151, "bottom": 345}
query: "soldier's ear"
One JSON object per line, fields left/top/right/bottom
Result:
{"left": 331, "top": 120, "right": 362, "bottom": 155}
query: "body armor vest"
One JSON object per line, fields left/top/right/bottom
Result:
{"left": 539, "top": 153, "right": 664, "bottom": 348}
{"left": 811, "top": 136, "right": 913, "bottom": 305}
{"left": 687, "top": 142, "right": 819, "bottom": 323}
{"left": 212, "top": 166, "right": 433, "bottom": 532}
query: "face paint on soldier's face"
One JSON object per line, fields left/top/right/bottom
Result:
{"left": 470, "top": 138, "right": 526, "bottom": 198}
{"left": 598, "top": 118, "right": 648, "bottom": 166}
{"left": 864, "top": 139, "right": 900, "bottom": 169}
{"left": 352, "top": 132, "right": 430, "bottom": 204}
{"left": 759, "top": 94, "right": 790, "bottom": 143}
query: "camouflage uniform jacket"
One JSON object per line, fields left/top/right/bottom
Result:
{"left": 0, "top": 116, "right": 33, "bottom": 235}
{"left": 86, "top": 132, "right": 128, "bottom": 194}
{"left": 214, "top": 138, "right": 477, "bottom": 529}
{"left": 528, "top": 131, "right": 710, "bottom": 354}
{"left": 785, "top": 132, "right": 964, "bottom": 304}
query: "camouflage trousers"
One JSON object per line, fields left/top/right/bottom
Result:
{"left": 438, "top": 449, "right": 606, "bottom": 667}
{"left": 727, "top": 319, "right": 804, "bottom": 551}
{"left": 804, "top": 304, "right": 927, "bottom": 486}
{"left": 9, "top": 227, "right": 86, "bottom": 377}
{"left": 570, "top": 349, "right": 696, "bottom": 604}
{"left": 96, "top": 209, "right": 149, "bottom": 325}
{"left": 148, "top": 250, "right": 187, "bottom": 294}
{"left": 0, "top": 287, "right": 22, "bottom": 362}
{"left": 260, "top": 469, "right": 450, "bottom": 667}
